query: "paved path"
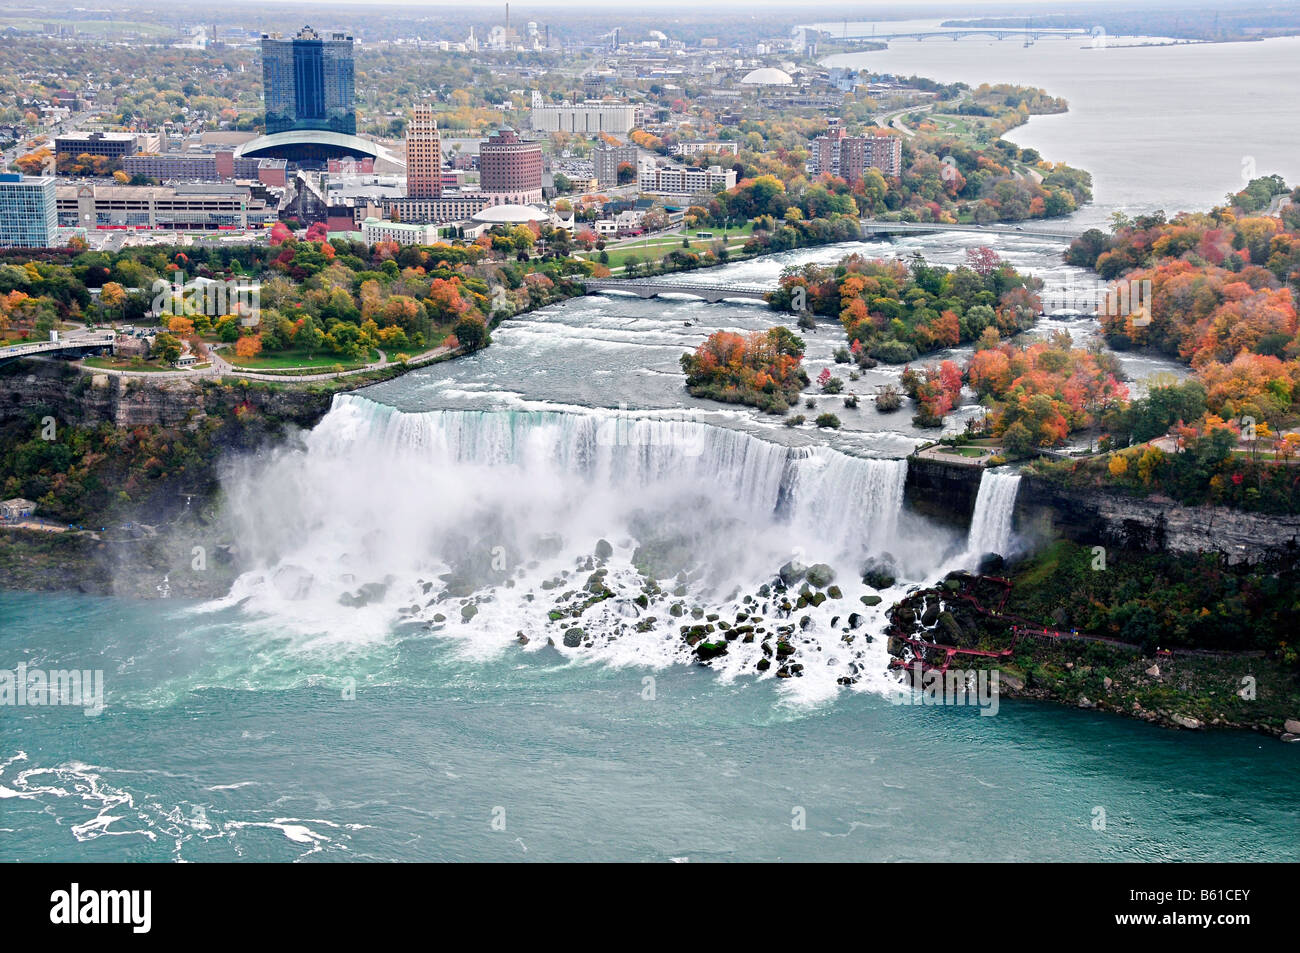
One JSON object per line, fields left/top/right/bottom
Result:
{"left": 72, "top": 344, "right": 452, "bottom": 382}
{"left": 914, "top": 444, "right": 997, "bottom": 467}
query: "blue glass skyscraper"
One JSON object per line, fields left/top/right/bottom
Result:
{"left": 261, "top": 26, "right": 356, "bottom": 136}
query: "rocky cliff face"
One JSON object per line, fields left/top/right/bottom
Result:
{"left": 0, "top": 360, "right": 334, "bottom": 430}
{"left": 1017, "top": 476, "right": 1300, "bottom": 564}
{"left": 903, "top": 455, "right": 983, "bottom": 523}
{"left": 902, "top": 454, "right": 1300, "bottom": 562}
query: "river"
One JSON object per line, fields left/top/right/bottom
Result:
{"left": 817, "top": 20, "right": 1300, "bottom": 227}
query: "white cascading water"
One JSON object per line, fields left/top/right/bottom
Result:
{"left": 965, "top": 470, "right": 1022, "bottom": 564}
{"left": 199, "top": 394, "right": 961, "bottom": 704}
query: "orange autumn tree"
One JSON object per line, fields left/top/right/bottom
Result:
{"left": 900, "top": 360, "right": 963, "bottom": 427}
{"left": 967, "top": 338, "right": 1128, "bottom": 447}
{"left": 1194, "top": 351, "right": 1300, "bottom": 421}
{"left": 234, "top": 334, "right": 263, "bottom": 360}
{"left": 680, "top": 327, "right": 808, "bottom": 414}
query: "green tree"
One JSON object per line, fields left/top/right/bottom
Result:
{"left": 151, "top": 332, "right": 181, "bottom": 365}
{"left": 453, "top": 315, "right": 490, "bottom": 351}
{"left": 1002, "top": 420, "right": 1033, "bottom": 456}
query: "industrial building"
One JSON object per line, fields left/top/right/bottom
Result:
{"left": 122, "top": 153, "right": 288, "bottom": 187}
{"left": 529, "top": 91, "right": 637, "bottom": 134}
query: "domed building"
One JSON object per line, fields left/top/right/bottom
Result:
{"left": 739, "top": 67, "right": 794, "bottom": 87}
{"left": 464, "top": 203, "right": 553, "bottom": 240}
{"left": 470, "top": 204, "right": 550, "bottom": 226}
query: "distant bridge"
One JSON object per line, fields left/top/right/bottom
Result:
{"left": 861, "top": 219, "right": 1083, "bottom": 242}
{"left": 583, "top": 278, "right": 772, "bottom": 304}
{"left": 0, "top": 331, "right": 116, "bottom": 367}
{"left": 843, "top": 28, "right": 1091, "bottom": 43}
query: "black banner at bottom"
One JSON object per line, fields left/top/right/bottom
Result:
{"left": 0, "top": 862, "right": 1282, "bottom": 941}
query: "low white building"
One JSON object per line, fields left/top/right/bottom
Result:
{"left": 595, "top": 209, "right": 646, "bottom": 236}
{"left": 672, "top": 141, "right": 738, "bottom": 159}
{"left": 361, "top": 217, "right": 442, "bottom": 246}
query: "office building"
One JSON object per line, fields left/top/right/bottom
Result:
{"left": 405, "top": 105, "right": 442, "bottom": 199}
{"left": 0, "top": 174, "right": 57, "bottom": 248}
{"left": 361, "top": 217, "right": 441, "bottom": 246}
{"left": 54, "top": 132, "right": 141, "bottom": 161}
{"left": 261, "top": 26, "right": 356, "bottom": 136}
{"left": 122, "top": 153, "right": 288, "bottom": 187}
{"left": 381, "top": 194, "right": 489, "bottom": 225}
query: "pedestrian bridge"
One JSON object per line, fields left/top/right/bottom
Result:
{"left": 583, "top": 278, "right": 773, "bottom": 304}
{"left": 0, "top": 331, "right": 116, "bottom": 367}
{"left": 861, "top": 219, "right": 1083, "bottom": 242}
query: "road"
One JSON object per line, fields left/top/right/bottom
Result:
{"left": 881, "top": 102, "right": 936, "bottom": 138}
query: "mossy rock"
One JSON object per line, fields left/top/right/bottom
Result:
{"left": 806, "top": 563, "right": 836, "bottom": 588}
{"left": 859, "top": 594, "right": 882, "bottom": 607}
{"left": 937, "top": 612, "right": 963, "bottom": 641}
{"left": 694, "top": 641, "right": 728, "bottom": 661}
{"left": 862, "top": 569, "right": 896, "bottom": 590}
{"left": 562, "top": 627, "right": 585, "bottom": 647}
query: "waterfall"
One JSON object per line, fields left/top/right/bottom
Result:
{"left": 320, "top": 393, "right": 908, "bottom": 545}
{"left": 966, "top": 470, "right": 1021, "bottom": 562}
{"left": 204, "top": 394, "right": 921, "bottom": 702}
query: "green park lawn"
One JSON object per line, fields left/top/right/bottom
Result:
{"left": 586, "top": 231, "right": 755, "bottom": 271}
{"left": 937, "top": 445, "right": 993, "bottom": 458}
{"left": 225, "top": 347, "right": 378, "bottom": 371}
{"left": 579, "top": 223, "right": 755, "bottom": 266}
